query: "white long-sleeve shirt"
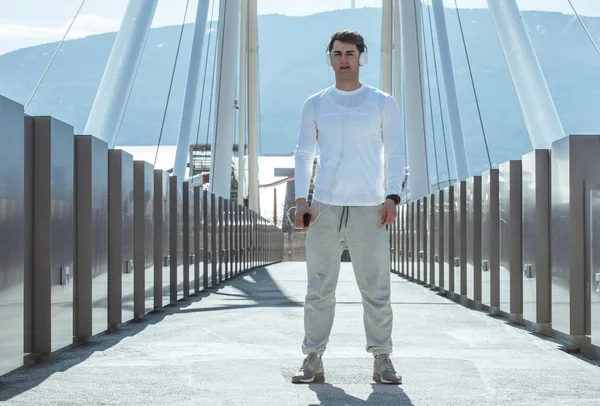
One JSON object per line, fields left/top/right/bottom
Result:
{"left": 294, "top": 84, "right": 405, "bottom": 206}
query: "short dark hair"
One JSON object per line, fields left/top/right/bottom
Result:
{"left": 327, "top": 29, "right": 367, "bottom": 54}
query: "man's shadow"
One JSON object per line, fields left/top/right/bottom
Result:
{"left": 308, "top": 382, "right": 413, "bottom": 406}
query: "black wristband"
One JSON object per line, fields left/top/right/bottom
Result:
{"left": 386, "top": 194, "right": 401, "bottom": 205}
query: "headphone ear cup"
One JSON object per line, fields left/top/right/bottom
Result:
{"left": 326, "top": 52, "right": 331, "bottom": 66}
{"left": 359, "top": 52, "right": 368, "bottom": 66}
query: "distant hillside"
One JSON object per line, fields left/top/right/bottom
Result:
{"left": 1, "top": 7, "right": 599, "bottom": 179}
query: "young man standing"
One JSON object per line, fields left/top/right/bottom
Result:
{"left": 292, "top": 29, "right": 405, "bottom": 384}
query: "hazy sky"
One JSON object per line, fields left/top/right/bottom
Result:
{"left": 1, "top": 0, "right": 599, "bottom": 55}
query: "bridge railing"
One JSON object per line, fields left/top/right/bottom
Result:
{"left": 0, "top": 94, "right": 284, "bottom": 378}
{"left": 391, "top": 135, "right": 600, "bottom": 361}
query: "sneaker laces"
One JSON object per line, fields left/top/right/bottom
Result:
{"left": 375, "top": 354, "right": 395, "bottom": 372}
{"left": 302, "top": 353, "right": 320, "bottom": 370}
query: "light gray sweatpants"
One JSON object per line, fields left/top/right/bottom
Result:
{"left": 302, "top": 200, "right": 393, "bottom": 356}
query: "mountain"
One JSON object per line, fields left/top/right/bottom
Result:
{"left": 1, "top": 7, "right": 599, "bottom": 180}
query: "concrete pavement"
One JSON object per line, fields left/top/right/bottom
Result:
{"left": 1, "top": 262, "right": 600, "bottom": 405}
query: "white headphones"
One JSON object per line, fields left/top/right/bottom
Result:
{"left": 326, "top": 49, "right": 368, "bottom": 66}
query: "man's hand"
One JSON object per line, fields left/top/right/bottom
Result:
{"left": 295, "top": 198, "right": 312, "bottom": 230}
{"left": 380, "top": 199, "right": 397, "bottom": 226}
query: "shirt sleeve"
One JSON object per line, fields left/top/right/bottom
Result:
{"left": 382, "top": 95, "right": 405, "bottom": 196}
{"left": 294, "top": 97, "right": 318, "bottom": 200}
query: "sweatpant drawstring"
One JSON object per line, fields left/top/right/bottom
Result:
{"left": 338, "top": 206, "right": 350, "bottom": 232}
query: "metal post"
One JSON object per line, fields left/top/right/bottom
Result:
{"left": 211, "top": 193, "right": 217, "bottom": 285}
{"left": 218, "top": 197, "right": 223, "bottom": 283}
{"left": 210, "top": 0, "right": 241, "bottom": 199}
{"left": 273, "top": 187, "right": 277, "bottom": 225}
{"left": 202, "top": 191, "right": 209, "bottom": 289}
{"left": 486, "top": 0, "right": 564, "bottom": 150}
{"left": 432, "top": 0, "right": 470, "bottom": 181}
{"left": 84, "top": 0, "right": 158, "bottom": 147}
{"left": 381, "top": 0, "right": 393, "bottom": 94}
{"left": 237, "top": 0, "right": 248, "bottom": 205}
{"left": 400, "top": 0, "right": 430, "bottom": 200}
{"left": 247, "top": 0, "right": 260, "bottom": 212}
{"left": 173, "top": 0, "right": 211, "bottom": 180}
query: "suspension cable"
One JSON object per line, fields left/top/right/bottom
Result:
{"left": 153, "top": 0, "right": 191, "bottom": 168}
{"left": 421, "top": 5, "right": 441, "bottom": 187}
{"left": 195, "top": 0, "right": 218, "bottom": 146}
{"left": 427, "top": 2, "right": 452, "bottom": 184}
{"left": 25, "top": 0, "right": 86, "bottom": 112}
{"left": 568, "top": 0, "right": 600, "bottom": 58}
{"left": 454, "top": 0, "right": 492, "bottom": 170}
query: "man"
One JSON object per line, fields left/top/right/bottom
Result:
{"left": 292, "top": 29, "right": 404, "bottom": 385}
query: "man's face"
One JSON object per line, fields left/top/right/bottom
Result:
{"left": 329, "top": 40, "right": 361, "bottom": 77}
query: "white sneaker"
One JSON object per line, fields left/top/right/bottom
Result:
{"left": 291, "top": 353, "right": 324, "bottom": 384}
{"left": 373, "top": 354, "right": 402, "bottom": 384}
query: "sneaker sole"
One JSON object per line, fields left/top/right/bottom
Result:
{"left": 373, "top": 372, "right": 402, "bottom": 385}
{"left": 291, "top": 372, "right": 325, "bottom": 384}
